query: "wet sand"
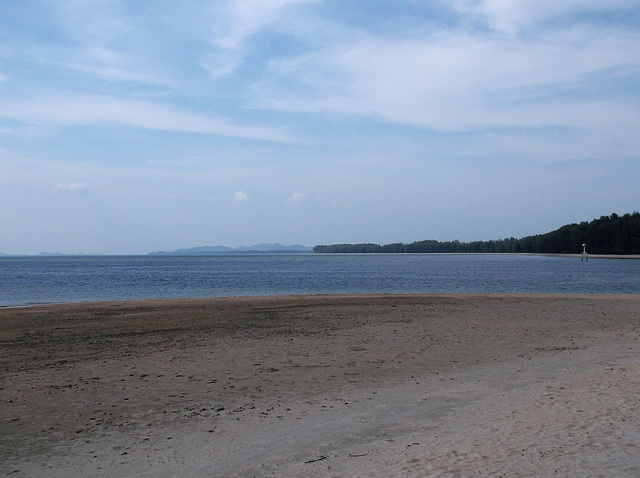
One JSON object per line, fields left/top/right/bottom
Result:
{"left": 1, "top": 294, "right": 639, "bottom": 477}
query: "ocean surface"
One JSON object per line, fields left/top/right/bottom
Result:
{"left": 1, "top": 254, "right": 639, "bottom": 307}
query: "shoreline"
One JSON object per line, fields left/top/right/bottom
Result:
{"left": 2, "top": 294, "right": 639, "bottom": 476}
{"left": 2, "top": 288, "right": 640, "bottom": 310}
{"left": 536, "top": 253, "right": 640, "bottom": 259}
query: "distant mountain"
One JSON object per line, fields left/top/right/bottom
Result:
{"left": 164, "top": 246, "right": 234, "bottom": 254}
{"left": 148, "top": 243, "right": 312, "bottom": 255}
{"left": 234, "top": 243, "right": 311, "bottom": 252}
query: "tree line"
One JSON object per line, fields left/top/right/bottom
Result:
{"left": 313, "top": 212, "right": 640, "bottom": 255}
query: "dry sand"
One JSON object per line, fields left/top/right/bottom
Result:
{"left": 1, "top": 294, "right": 639, "bottom": 477}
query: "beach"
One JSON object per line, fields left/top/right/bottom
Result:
{"left": 1, "top": 294, "right": 639, "bottom": 477}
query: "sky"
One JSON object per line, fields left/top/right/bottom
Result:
{"left": 1, "top": 0, "right": 640, "bottom": 254}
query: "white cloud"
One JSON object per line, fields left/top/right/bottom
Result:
{"left": 258, "top": 17, "right": 640, "bottom": 138}
{"left": 233, "top": 190, "right": 250, "bottom": 203}
{"left": 52, "top": 182, "right": 91, "bottom": 195}
{"left": 285, "top": 191, "right": 306, "bottom": 203}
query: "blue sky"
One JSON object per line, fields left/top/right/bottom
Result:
{"left": 1, "top": 0, "right": 639, "bottom": 254}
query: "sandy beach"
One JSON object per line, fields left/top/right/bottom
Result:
{"left": 1, "top": 294, "right": 639, "bottom": 477}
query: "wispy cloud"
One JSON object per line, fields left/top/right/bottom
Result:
{"left": 201, "top": 0, "right": 316, "bottom": 77}
{"left": 0, "top": 94, "right": 293, "bottom": 142}
{"left": 42, "top": 0, "right": 170, "bottom": 84}
{"left": 455, "top": 0, "right": 634, "bottom": 36}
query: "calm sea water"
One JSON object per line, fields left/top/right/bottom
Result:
{"left": 1, "top": 254, "right": 639, "bottom": 307}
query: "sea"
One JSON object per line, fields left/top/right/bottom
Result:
{"left": 1, "top": 254, "right": 639, "bottom": 307}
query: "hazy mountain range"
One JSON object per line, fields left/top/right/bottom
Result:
{"left": 147, "top": 243, "right": 312, "bottom": 255}
{"left": 0, "top": 244, "right": 312, "bottom": 256}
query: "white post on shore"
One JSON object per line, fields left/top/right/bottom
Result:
{"left": 581, "top": 243, "right": 588, "bottom": 261}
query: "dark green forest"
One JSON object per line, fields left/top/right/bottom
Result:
{"left": 313, "top": 212, "right": 640, "bottom": 255}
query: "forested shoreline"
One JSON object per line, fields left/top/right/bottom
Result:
{"left": 313, "top": 212, "right": 640, "bottom": 255}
